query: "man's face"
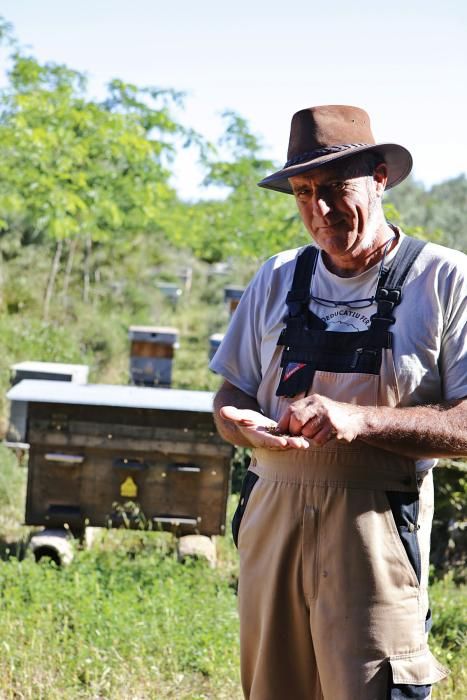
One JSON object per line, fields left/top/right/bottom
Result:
{"left": 289, "top": 161, "right": 385, "bottom": 264}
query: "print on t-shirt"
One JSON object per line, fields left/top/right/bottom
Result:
{"left": 317, "top": 308, "right": 373, "bottom": 332}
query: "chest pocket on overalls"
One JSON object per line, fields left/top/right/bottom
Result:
{"left": 275, "top": 237, "right": 426, "bottom": 406}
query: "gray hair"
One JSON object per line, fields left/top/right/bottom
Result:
{"left": 338, "top": 151, "right": 384, "bottom": 180}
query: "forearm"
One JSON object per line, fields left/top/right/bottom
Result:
{"left": 355, "top": 399, "right": 467, "bottom": 458}
{"left": 277, "top": 394, "right": 467, "bottom": 457}
{"left": 213, "top": 381, "right": 261, "bottom": 447}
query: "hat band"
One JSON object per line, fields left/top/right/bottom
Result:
{"left": 284, "top": 143, "right": 371, "bottom": 168}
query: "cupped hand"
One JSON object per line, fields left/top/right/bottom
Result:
{"left": 220, "top": 406, "right": 310, "bottom": 450}
{"left": 276, "top": 394, "right": 363, "bottom": 446}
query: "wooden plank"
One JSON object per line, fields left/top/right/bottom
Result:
{"left": 28, "top": 402, "right": 217, "bottom": 431}
{"left": 28, "top": 417, "right": 227, "bottom": 446}
{"left": 27, "top": 429, "right": 233, "bottom": 458}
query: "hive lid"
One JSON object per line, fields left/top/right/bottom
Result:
{"left": 11, "top": 361, "right": 89, "bottom": 373}
{"left": 128, "top": 325, "right": 179, "bottom": 334}
{"left": 7, "top": 380, "right": 214, "bottom": 413}
{"left": 224, "top": 286, "right": 244, "bottom": 300}
{"left": 209, "top": 333, "right": 225, "bottom": 343}
{"left": 128, "top": 326, "right": 179, "bottom": 343}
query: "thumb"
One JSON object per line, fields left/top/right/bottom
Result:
{"left": 220, "top": 405, "right": 246, "bottom": 423}
{"left": 276, "top": 410, "right": 290, "bottom": 433}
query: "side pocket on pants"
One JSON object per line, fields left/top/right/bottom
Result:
{"left": 387, "top": 648, "right": 449, "bottom": 699}
{"left": 232, "top": 470, "right": 259, "bottom": 549}
{"left": 386, "top": 490, "right": 422, "bottom": 583}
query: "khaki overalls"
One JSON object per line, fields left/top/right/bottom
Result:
{"left": 232, "top": 237, "right": 448, "bottom": 699}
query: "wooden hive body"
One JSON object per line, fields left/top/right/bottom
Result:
{"left": 7, "top": 381, "right": 232, "bottom": 538}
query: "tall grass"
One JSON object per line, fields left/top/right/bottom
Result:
{"left": 0, "top": 531, "right": 241, "bottom": 700}
{"left": 430, "top": 573, "right": 467, "bottom": 699}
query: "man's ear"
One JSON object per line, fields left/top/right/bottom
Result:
{"left": 373, "top": 163, "right": 388, "bottom": 196}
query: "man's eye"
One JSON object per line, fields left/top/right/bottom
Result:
{"left": 331, "top": 181, "right": 346, "bottom": 191}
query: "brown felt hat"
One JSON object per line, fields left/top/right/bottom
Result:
{"left": 258, "top": 105, "right": 412, "bottom": 194}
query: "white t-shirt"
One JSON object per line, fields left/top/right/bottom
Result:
{"left": 210, "top": 232, "right": 467, "bottom": 466}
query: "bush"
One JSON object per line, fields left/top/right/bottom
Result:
{"left": 430, "top": 573, "right": 467, "bottom": 699}
{"left": 431, "top": 460, "right": 467, "bottom": 581}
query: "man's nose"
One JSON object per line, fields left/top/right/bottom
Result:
{"left": 312, "top": 194, "right": 331, "bottom": 217}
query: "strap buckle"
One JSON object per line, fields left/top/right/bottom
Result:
{"left": 285, "top": 288, "right": 310, "bottom": 317}
{"left": 375, "top": 287, "right": 401, "bottom": 304}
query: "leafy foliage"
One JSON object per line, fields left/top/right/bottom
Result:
{"left": 0, "top": 58, "right": 179, "bottom": 245}
{"left": 182, "top": 111, "right": 307, "bottom": 263}
{"left": 386, "top": 175, "right": 467, "bottom": 252}
{"left": 432, "top": 461, "right": 467, "bottom": 581}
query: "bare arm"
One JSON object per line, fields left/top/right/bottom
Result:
{"left": 356, "top": 398, "right": 467, "bottom": 458}
{"left": 213, "top": 380, "right": 309, "bottom": 450}
{"left": 276, "top": 394, "right": 467, "bottom": 459}
{"left": 213, "top": 381, "right": 261, "bottom": 447}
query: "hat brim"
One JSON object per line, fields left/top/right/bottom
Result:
{"left": 257, "top": 143, "right": 413, "bottom": 193}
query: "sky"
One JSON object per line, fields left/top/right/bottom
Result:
{"left": 1, "top": 0, "right": 466, "bottom": 200}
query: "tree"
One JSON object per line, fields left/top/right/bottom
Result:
{"left": 385, "top": 175, "right": 467, "bottom": 252}
{"left": 183, "top": 111, "right": 306, "bottom": 264}
{"left": 0, "top": 25, "right": 197, "bottom": 315}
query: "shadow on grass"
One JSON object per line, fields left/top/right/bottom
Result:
{"left": 0, "top": 535, "right": 29, "bottom": 561}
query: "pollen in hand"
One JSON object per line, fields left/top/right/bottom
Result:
{"left": 265, "top": 426, "right": 291, "bottom": 437}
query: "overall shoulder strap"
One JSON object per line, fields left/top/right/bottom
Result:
{"left": 284, "top": 245, "right": 319, "bottom": 317}
{"left": 377, "top": 235, "right": 426, "bottom": 300}
{"left": 371, "top": 235, "right": 426, "bottom": 331}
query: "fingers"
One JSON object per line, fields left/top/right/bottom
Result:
{"left": 300, "top": 413, "right": 324, "bottom": 437}
{"left": 277, "top": 400, "right": 322, "bottom": 435}
{"left": 220, "top": 406, "right": 255, "bottom": 425}
{"left": 222, "top": 400, "right": 341, "bottom": 450}
{"left": 219, "top": 406, "right": 310, "bottom": 450}
{"left": 275, "top": 411, "right": 290, "bottom": 433}
{"left": 277, "top": 405, "right": 323, "bottom": 438}
{"left": 284, "top": 435, "right": 310, "bottom": 449}
{"left": 219, "top": 405, "right": 236, "bottom": 420}
{"left": 277, "top": 397, "right": 338, "bottom": 446}
{"left": 257, "top": 432, "right": 309, "bottom": 450}
{"left": 308, "top": 423, "right": 337, "bottom": 446}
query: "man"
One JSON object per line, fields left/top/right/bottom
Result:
{"left": 210, "top": 105, "right": 467, "bottom": 699}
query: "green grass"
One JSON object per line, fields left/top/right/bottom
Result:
{"left": 0, "top": 444, "right": 29, "bottom": 551}
{"left": 0, "top": 452, "right": 241, "bottom": 699}
{"left": 430, "top": 573, "right": 467, "bottom": 699}
{"left": 0, "top": 530, "right": 241, "bottom": 700}
{"left": 0, "top": 485, "right": 465, "bottom": 699}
